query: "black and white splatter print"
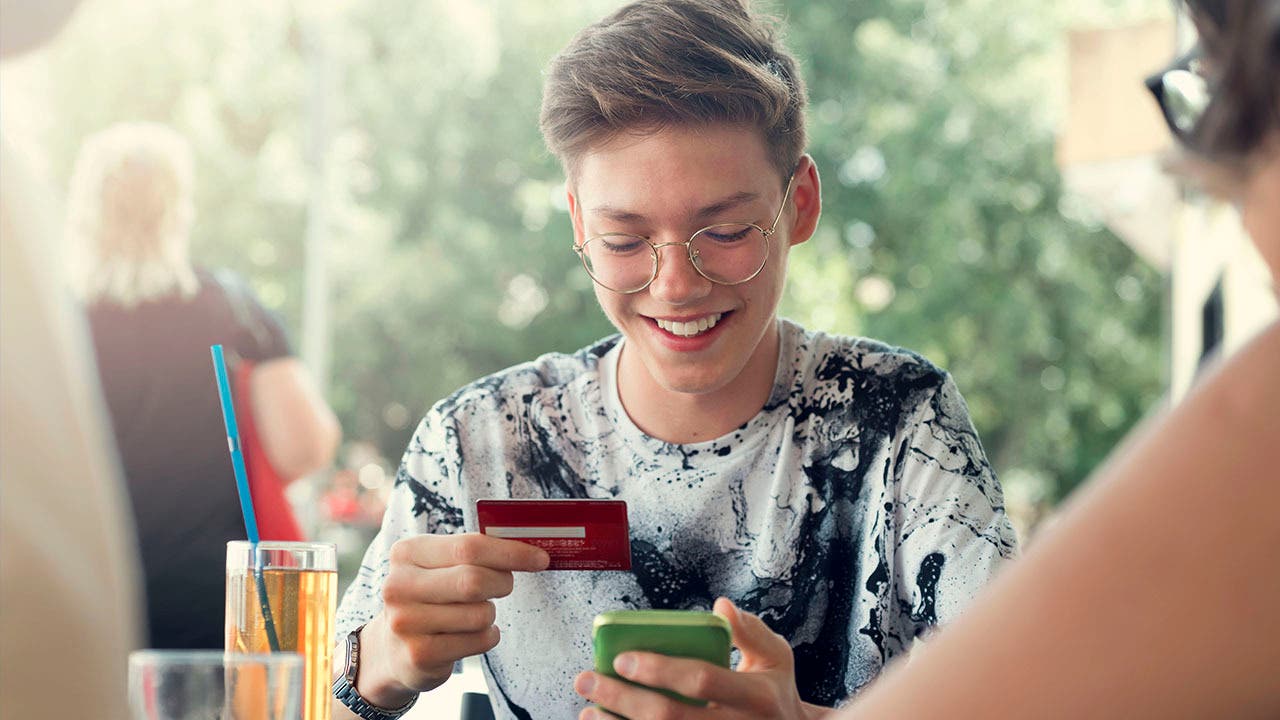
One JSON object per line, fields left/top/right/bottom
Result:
{"left": 337, "top": 319, "right": 1017, "bottom": 717}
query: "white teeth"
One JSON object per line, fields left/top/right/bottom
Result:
{"left": 656, "top": 313, "right": 723, "bottom": 337}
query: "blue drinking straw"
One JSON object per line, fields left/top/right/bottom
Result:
{"left": 211, "top": 344, "right": 282, "bottom": 653}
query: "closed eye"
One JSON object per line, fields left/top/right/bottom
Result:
{"left": 597, "top": 236, "right": 648, "bottom": 255}
{"left": 700, "top": 225, "right": 753, "bottom": 244}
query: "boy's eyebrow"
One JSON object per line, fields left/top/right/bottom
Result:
{"left": 588, "top": 191, "right": 760, "bottom": 224}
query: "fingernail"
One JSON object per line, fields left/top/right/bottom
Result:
{"left": 613, "top": 653, "right": 636, "bottom": 676}
{"left": 576, "top": 673, "right": 596, "bottom": 696}
{"left": 717, "top": 597, "right": 738, "bottom": 623}
{"left": 581, "top": 709, "right": 601, "bottom": 720}
{"left": 536, "top": 550, "right": 551, "bottom": 569}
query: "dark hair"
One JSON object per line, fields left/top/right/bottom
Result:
{"left": 539, "top": 0, "right": 807, "bottom": 182}
{"left": 1184, "top": 0, "right": 1280, "bottom": 165}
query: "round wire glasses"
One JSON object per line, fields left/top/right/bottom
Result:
{"left": 574, "top": 172, "right": 797, "bottom": 294}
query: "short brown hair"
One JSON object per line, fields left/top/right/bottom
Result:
{"left": 540, "top": 0, "right": 807, "bottom": 183}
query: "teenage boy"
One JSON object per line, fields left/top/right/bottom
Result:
{"left": 332, "top": 1, "right": 1016, "bottom": 718}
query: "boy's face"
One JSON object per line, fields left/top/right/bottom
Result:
{"left": 567, "top": 124, "right": 818, "bottom": 398}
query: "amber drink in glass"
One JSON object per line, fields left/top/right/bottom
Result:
{"left": 226, "top": 541, "right": 336, "bottom": 720}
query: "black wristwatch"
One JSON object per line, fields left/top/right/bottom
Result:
{"left": 332, "top": 624, "right": 418, "bottom": 720}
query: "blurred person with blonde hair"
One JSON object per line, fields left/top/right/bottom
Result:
{"left": 67, "top": 120, "right": 343, "bottom": 649}
{"left": 838, "top": 1, "right": 1280, "bottom": 717}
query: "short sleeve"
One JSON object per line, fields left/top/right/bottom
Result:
{"left": 334, "top": 406, "right": 467, "bottom": 642}
{"left": 211, "top": 269, "right": 292, "bottom": 362}
{"left": 890, "top": 372, "right": 1018, "bottom": 640}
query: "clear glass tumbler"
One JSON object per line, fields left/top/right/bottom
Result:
{"left": 128, "top": 649, "right": 303, "bottom": 720}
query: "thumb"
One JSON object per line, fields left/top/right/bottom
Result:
{"left": 714, "top": 597, "right": 793, "bottom": 673}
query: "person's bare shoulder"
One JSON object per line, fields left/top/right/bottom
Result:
{"left": 1189, "top": 321, "right": 1280, "bottom": 435}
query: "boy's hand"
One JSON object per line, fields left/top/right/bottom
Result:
{"left": 354, "top": 533, "right": 550, "bottom": 708}
{"left": 573, "top": 598, "right": 826, "bottom": 719}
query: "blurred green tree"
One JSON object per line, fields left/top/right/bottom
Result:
{"left": 23, "top": 0, "right": 1165, "bottom": 505}
{"left": 779, "top": 0, "right": 1166, "bottom": 502}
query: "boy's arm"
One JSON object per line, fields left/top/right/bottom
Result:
{"left": 890, "top": 373, "right": 1017, "bottom": 638}
{"left": 332, "top": 410, "right": 467, "bottom": 655}
{"left": 330, "top": 412, "right": 460, "bottom": 717}
{"left": 330, "top": 410, "right": 549, "bottom": 716}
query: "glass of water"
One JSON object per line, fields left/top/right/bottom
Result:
{"left": 128, "top": 650, "right": 303, "bottom": 720}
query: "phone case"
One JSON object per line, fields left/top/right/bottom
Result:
{"left": 592, "top": 610, "right": 731, "bottom": 709}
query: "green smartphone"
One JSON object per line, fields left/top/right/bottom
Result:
{"left": 592, "top": 609, "right": 731, "bottom": 711}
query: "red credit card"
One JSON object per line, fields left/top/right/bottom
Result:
{"left": 477, "top": 499, "right": 631, "bottom": 571}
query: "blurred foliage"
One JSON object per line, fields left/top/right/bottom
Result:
{"left": 16, "top": 0, "right": 1167, "bottom": 503}
{"left": 779, "top": 0, "right": 1167, "bottom": 502}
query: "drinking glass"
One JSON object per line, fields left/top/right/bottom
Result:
{"left": 128, "top": 650, "right": 303, "bottom": 720}
{"left": 226, "top": 541, "right": 337, "bottom": 720}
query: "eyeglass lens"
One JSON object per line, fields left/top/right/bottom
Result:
{"left": 580, "top": 223, "right": 769, "bottom": 292}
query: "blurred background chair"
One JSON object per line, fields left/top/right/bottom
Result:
{"left": 460, "top": 692, "right": 496, "bottom": 720}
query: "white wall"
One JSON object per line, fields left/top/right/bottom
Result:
{"left": 1170, "top": 201, "right": 1279, "bottom": 400}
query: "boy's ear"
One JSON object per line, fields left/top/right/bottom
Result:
{"left": 787, "top": 154, "right": 822, "bottom": 247}
{"left": 567, "top": 187, "right": 585, "bottom": 247}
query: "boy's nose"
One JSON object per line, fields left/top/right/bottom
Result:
{"left": 647, "top": 241, "right": 712, "bottom": 304}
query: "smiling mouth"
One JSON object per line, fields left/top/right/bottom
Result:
{"left": 652, "top": 312, "right": 726, "bottom": 337}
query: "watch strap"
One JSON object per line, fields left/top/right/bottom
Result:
{"left": 332, "top": 673, "right": 418, "bottom": 720}
{"left": 333, "top": 624, "right": 418, "bottom": 720}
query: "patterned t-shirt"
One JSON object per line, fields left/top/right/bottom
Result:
{"left": 337, "top": 319, "right": 1017, "bottom": 717}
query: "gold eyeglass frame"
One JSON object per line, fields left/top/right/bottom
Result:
{"left": 573, "top": 171, "right": 799, "bottom": 295}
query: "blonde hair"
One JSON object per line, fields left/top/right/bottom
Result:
{"left": 66, "top": 122, "right": 198, "bottom": 307}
